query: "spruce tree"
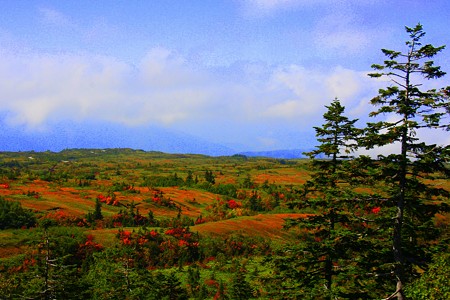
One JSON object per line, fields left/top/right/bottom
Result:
{"left": 279, "top": 98, "right": 369, "bottom": 298}
{"left": 19, "top": 224, "right": 88, "bottom": 299}
{"left": 364, "top": 23, "right": 450, "bottom": 299}
{"left": 93, "top": 197, "right": 103, "bottom": 220}
{"left": 229, "top": 263, "right": 254, "bottom": 299}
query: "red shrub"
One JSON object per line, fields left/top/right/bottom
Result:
{"left": 371, "top": 207, "right": 381, "bottom": 214}
{"left": 227, "top": 199, "right": 241, "bottom": 209}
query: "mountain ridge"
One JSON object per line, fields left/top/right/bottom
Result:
{"left": 237, "top": 149, "right": 312, "bottom": 159}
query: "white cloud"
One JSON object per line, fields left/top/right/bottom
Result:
{"left": 263, "top": 100, "right": 303, "bottom": 118}
{"left": 140, "top": 48, "right": 201, "bottom": 88}
{"left": 262, "top": 65, "right": 378, "bottom": 122}
{"left": 0, "top": 48, "right": 222, "bottom": 129}
{"left": 0, "top": 47, "right": 360, "bottom": 136}
{"left": 1, "top": 45, "right": 445, "bottom": 151}
{"left": 311, "top": 8, "right": 386, "bottom": 56}
{"left": 0, "top": 48, "right": 378, "bottom": 131}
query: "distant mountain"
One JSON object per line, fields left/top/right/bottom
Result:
{"left": 0, "top": 120, "right": 236, "bottom": 157}
{"left": 237, "top": 149, "right": 312, "bottom": 159}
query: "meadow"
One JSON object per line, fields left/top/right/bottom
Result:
{"left": 1, "top": 148, "right": 449, "bottom": 299}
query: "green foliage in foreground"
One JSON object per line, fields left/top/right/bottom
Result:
{"left": 0, "top": 196, "right": 36, "bottom": 229}
{"left": 405, "top": 252, "right": 450, "bottom": 300}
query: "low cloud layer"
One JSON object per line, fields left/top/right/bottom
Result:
{"left": 0, "top": 47, "right": 379, "bottom": 135}
{"left": 2, "top": 43, "right": 447, "bottom": 152}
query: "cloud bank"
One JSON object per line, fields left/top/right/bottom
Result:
{"left": 0, "top": 46, "right": 379, "bottom": 132}
{"left": 0, "top": 42, "right": 395, "bottom": 152}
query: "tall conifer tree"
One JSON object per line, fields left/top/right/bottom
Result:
{"left": 280, "top": 98, "right": 370, "bottom": 298}
{"left": 364, "top": 24, "right": 450, "bottom": 299}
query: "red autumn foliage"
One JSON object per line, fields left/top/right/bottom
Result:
{"left": 159, "top": 240, "right": 176, "bottom": 251}
{"left": 178, "top": 239, "right": 189, "bottom": 247}
{"left": 165, "top": 227, "right": 192, "bottom": 240}
{"left": 11, "top": 257, "right": 37, "bottom": 272}
{"left": 371, "top": 207, "right": 381, "bottom": 214}
{"left": 151, "top": 190, "right": 176, "bottom": 208}
{"left": 204, "top": 256, "right": 216, "bottom": 263}
{"left": 227, "top": 199, "right": 241, "bottom": 209}
{"left": 42, "top": 210, "right": 88, "bottom": 227}
{"left": 195, "top": 215, "right": 207, "bottom": 225}
{"left": 0, "top": 183, "right": 10, "bottom": 189}
{"left": 78, "top": 234, "right": 103, "bottom": 253}
{"left": 97, "top": 194, "right": 119, "bottom": 206}
{"left": 118, "top": 230, "right": 132, "bottom": 245}
{"left": 205, "top": 279, "right": 219, "bottom": 287}
{"left": 138, "top": 236, "right": 148, "bottom": 245}
{"left": 230, "top": 241, "right": 243, "bottom": 251}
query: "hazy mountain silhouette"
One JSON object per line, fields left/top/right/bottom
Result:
{"left": 237, "top": 149, "right": 314, "bottom": 159}
{"left": 0, "top": 121, "right": 235, "bottom": 156}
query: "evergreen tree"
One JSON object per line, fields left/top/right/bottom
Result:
{"left": 186, "top": 265, "right": 201, "bottom": 298}
{"left": 364, "top": 23, "right": 450, "bottom": 299}
{"left": 0, "top": 196, "right": 36, "bottom": 229}
{"left": 205, "top": 170, "right": 215, "bottom": 184}
{"left": 303, "top": 98, "right": 365, "bottom": 298}
{"left": 275, "top": 98, "right": 370, "bottom": 299}
{"left": 185, "top": 170, "right": 194, "bottom": 186}
{"left": 242, "top": 173, "right": 254, "bottom": 189}
{"left": 18, "top": 224, "right": 89, "bottom": 299}
{"left": 156, "top": 271, "right": 188, "bottom": 300}
{"left": 93, "top": 197, "right": 103, "bottom": 220}
{"left": 229, "top": 263, "right": 254, "bottom": 299}
{"left": 404, "top": 252, "right": 450, "bottom": 299}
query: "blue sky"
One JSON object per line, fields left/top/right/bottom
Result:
{"left": 1, "top": 0, "right": 449, "bottom": 153}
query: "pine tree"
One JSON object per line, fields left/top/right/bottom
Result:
{"left": 0, "top": 196, "right": 36, "bottom": 229}
{"left": 93, "top": 197, "right": 103, "bottom": 220}
{"left": 158, "top": 271, "right": 188, "bottom": 300}
{"left": 364, "top": 23, "right": 450, "bottom": 299}
{"left": 186, "top": 265, "right": 201, "bottom": 298}
{"left": 278, "top": 98, "right": 370, "bottom": 298}
{"left": 19, "top": 224, "right": 89, "bottom": 299}
{"left": 229, "top": 263, "right": 254, "bottom": 299}
{"left": 186, "top": 170, "right": 194, "bottom": 186}
{"left": 205, "top": 170, "right": 215, "bottom": 184}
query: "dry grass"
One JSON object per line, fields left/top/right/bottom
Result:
{"left": 254, "top": 168, "right": 310, "bottom": 185}
{"left": 194, "top": 213, "right": 309, "bottom": 241}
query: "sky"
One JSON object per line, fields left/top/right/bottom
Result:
{"left": 0, "top": 0, "right": 449, "bottom": 154}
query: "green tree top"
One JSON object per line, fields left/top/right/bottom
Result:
{"left": 365, "top": 23, "right": 450, "bottom": 300}
{"left": 368, "top": 24, "right": 449, "bottom": 138}
{"left": 305, "top": 98, "right": 361, "bottom": 189}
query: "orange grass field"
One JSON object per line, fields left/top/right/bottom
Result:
{"left": 194, "top": 213, "right": 310, "bottom": 241}
{"left": 0, "top": 181, "right": 224, "bottom": 218}
{"left": 0, "top": 151, "right": 315, "bottom": 251}
{"left": 84, "top": 213, "right": 310, "bottom": 247}
{"left": 1, "top": 149, "right": 449, "bottom": 249}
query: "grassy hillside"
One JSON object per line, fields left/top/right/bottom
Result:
{"left": 1, "top": 148, "right": 449, "bottom": 299}
{"left": 0, "top": 149, "right": 312, "bottom": 253}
